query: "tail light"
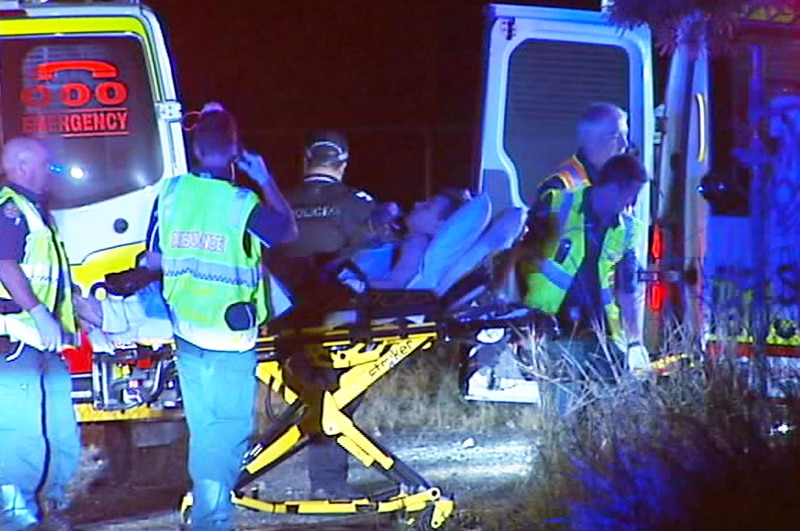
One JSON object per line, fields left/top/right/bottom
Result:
{"left": 647, "top": 224, "right": 665, "bottom": 312}
{"left": 648, "top": 282, "right": 666, "bottom": 312}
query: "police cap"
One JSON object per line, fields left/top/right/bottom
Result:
{"left": 304, "top": 130, "right": 349, "bottom": 163}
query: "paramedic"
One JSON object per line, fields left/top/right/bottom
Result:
{"left": 144, "top": 103, "right": 297, "bottom": 530}
{"left": 535, "top": 102, "right": 629, "bottom": 201}
{"left": 519, "top": 154, "right": 651, "bottom": 393}
{"left": 270, "top": 131, "right": 399, "bottom": 500}
{"left": 0, "top": 137, "right": 81, "bottom": 530}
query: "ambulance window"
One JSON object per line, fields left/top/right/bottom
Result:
{"left": 503, "top": 40, "right": 630, "bottom": 205}
{"left": 0, "top": 36, "right": 162, "bottom": 209}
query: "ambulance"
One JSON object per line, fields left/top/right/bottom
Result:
{"left": 468, "top": 2, "right": 800, "bottom": 402}
{"left": 0, "top": 0, "right": 189, "bottom": 471}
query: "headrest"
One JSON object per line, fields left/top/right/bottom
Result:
{"left": 435, "top": 207, "right": 528, "bottom": 296}
{"left": 407, "top": 193, "right": 492, "bottom": 290}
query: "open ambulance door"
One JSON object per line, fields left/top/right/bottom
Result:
{"left": 464, "top": 4, "right": 654, "bottom": 404}
{"left": 651, "top": 44, "right": 711, "bottom": 349}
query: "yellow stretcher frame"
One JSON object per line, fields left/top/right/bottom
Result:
{"left": 178, "top": 301, "right": 536, "bottom": 530}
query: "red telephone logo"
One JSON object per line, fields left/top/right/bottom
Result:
{"left": 21, "top": 59, "right": 128, "bottom": 108}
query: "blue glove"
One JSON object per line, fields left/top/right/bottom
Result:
{"left": 627, "top": 341, "right": 652, "bottom": 375}
{"left": 235, "top": 150, "right": 272, "bottom": 187}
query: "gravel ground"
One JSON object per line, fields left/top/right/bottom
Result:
{"left": 70, "top": 428, "right": 536, "bottom": 530}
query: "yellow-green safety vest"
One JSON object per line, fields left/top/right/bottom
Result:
{"left": 0, "top": 186, "right": 76, "bottom": 350}
{"left": 524, "top": 188, "right": 640, "bottom": 344}
{"left": 158, "top": 174, "right": 269, "bottom": 345}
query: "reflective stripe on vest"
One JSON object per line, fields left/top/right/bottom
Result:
{"left": 0, "top": 187, "right": 75, "bottom": 350}
{"left": 161, "top": 257, "right": 261, "bottom": 289}
{"left": 553, "top": 155, "right": 591, "bottom": 190}
{"left": 158, "top": 174, "right": 268, "bottom": 336}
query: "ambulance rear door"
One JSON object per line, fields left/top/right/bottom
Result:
{"left": 476, "top": 4, "right": 654, "bottom": 275}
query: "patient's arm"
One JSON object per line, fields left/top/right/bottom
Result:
{"left": 369, "top": 234, "right": 429, "bottom": 289}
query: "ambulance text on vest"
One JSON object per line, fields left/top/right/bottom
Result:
{"left": 170, "top": 231, "right": 227, "bottom": 253}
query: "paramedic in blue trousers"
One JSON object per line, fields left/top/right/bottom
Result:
{"left": 0, "top": 137, "right": 81, "bottom": 531}
{"left": 270, "top": 131, "right": 399, "bottom": 500}
{"left": 144, "top": 103, "right": 297, "bottom": 531}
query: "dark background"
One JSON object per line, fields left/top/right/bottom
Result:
{"left": 145, "top": 0, "right": 599, "bottom": 209}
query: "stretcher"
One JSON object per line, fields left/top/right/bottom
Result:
{"left": 178, "top": 194, "right": 537, "bottom": 529}
{"left": 81, "top": 194, "right": 542, "bottom": 529}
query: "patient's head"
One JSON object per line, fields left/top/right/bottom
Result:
{"left": 406, "top": 188, "right": 471, "bottom": 237}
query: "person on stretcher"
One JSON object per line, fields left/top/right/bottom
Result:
{"left": 357, "top": 187, "right": 472, "bottom": 289}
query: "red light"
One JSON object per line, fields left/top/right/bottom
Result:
{"left": 648, "top": 282, "right": 666, "bottom": 312}
{"left": 650, "top": 225, "right": 663, "bottom": 260}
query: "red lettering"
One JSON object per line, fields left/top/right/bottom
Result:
{"left": 69, "top": 114, "right": 83, "bottom": 132}
{"left": 95, "top": 81, "right": 127, "bottom": 106}
{"left": 21, "top": 82, "right": 128, "bottom": 109}
{"left": 20, "top": 109, "right": 130, "bottom": 138}
{"left": 61, "top": 83, "right": 91, "bottom": 107}
{"left": 21, "top": 86, "right": 52, "bottom": 108}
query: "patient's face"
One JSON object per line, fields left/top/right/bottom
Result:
{"left": 406, "top": 195, "right": 449, "bottom": 236}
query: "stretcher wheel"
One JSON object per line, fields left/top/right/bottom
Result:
{"left": 401, "top": 505, "right": 444, "bottom": 531}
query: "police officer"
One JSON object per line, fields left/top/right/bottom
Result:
{"left": 272, "top": 131, "right": 399, "bottom": 292}
{"left": 535, "top": 102, "right": 629, "bottom": 201}
{"left": 0, "top": 137, "right": 81, "bottom": 530}
{"left": 145, "top": 103, "right": 297, "bottom": 531}
{"left": 271, "top": 131, "right": 397, "bottom": 500}
{"left": 520, "top": 155, "right": 651, "bottom": 411}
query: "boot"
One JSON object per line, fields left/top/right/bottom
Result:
{"left": 190, "top": 480, "right": 233, "bottom": 531}
{"left": 0, "top": 484, "right": 38, "bottom": 530}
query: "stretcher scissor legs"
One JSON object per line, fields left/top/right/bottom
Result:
{"left": 179, "top": 324, "right": 455, "bottom": 529}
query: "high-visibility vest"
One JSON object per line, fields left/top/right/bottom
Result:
{"left": 0, "top": 187, "right": 76, "bottom": 350}
{"left": 545, "top": 154, "right": 592, "bottom": 191}
{"left": 524, "top": 188, "right": 639, "bottom": 344}
{"left": 158, "top": 174, "right": 268, "bottom": 350}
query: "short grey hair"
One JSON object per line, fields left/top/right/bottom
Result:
{"left": 577, "top": 103, "right": 627, "bottom": 145}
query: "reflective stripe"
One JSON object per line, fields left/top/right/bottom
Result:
{"left": 601, "top": 287, "right": 613, "bottom": 306}
{"left": 563, "top": 164, "right": 583, "bottom": 189}
{"left": 162, "top": 257, "right": 261, "bottom": 289}
{"left": 555, "top": 157, "right": 590, "bottom": 190}
{"left": 539, "top": 259, "right": 573, "bottom": 291}
{"left": 623, "top": 216, "right": 634, "bottom": 250}
{"left": 19, "top": 264, "right": 56, "bottom": 284}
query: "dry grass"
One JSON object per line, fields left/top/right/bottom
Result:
{"left": 256, "top": 341, "right": 541, "bottom": 436}
{"left": 474, "top": 318, "right": 800, "bottom": 531}
{"left": 253, "top": 312, "right": 800, "bottom": 530}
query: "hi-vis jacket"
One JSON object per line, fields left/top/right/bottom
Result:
{"left": 158, "top": 174, "right": 268, "bottom": 351}
{"left": 524, "top": 187, "right": 639, "bottom": 343}
{"left": 0, "top": 187, "right": 76, "bottom": 350}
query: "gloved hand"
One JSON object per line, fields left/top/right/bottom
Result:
{"left": 627, "top": 341, "right": 652, "bottom": 375}
{"left": 235, "top": 150, "right": 272, "bottom": 187}
{"left": 29, "top": 304, "right": 64, "bottom": 352}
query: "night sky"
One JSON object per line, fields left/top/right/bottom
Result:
{"left": 145, "top": 0, "right": 598, "bottom": 208}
